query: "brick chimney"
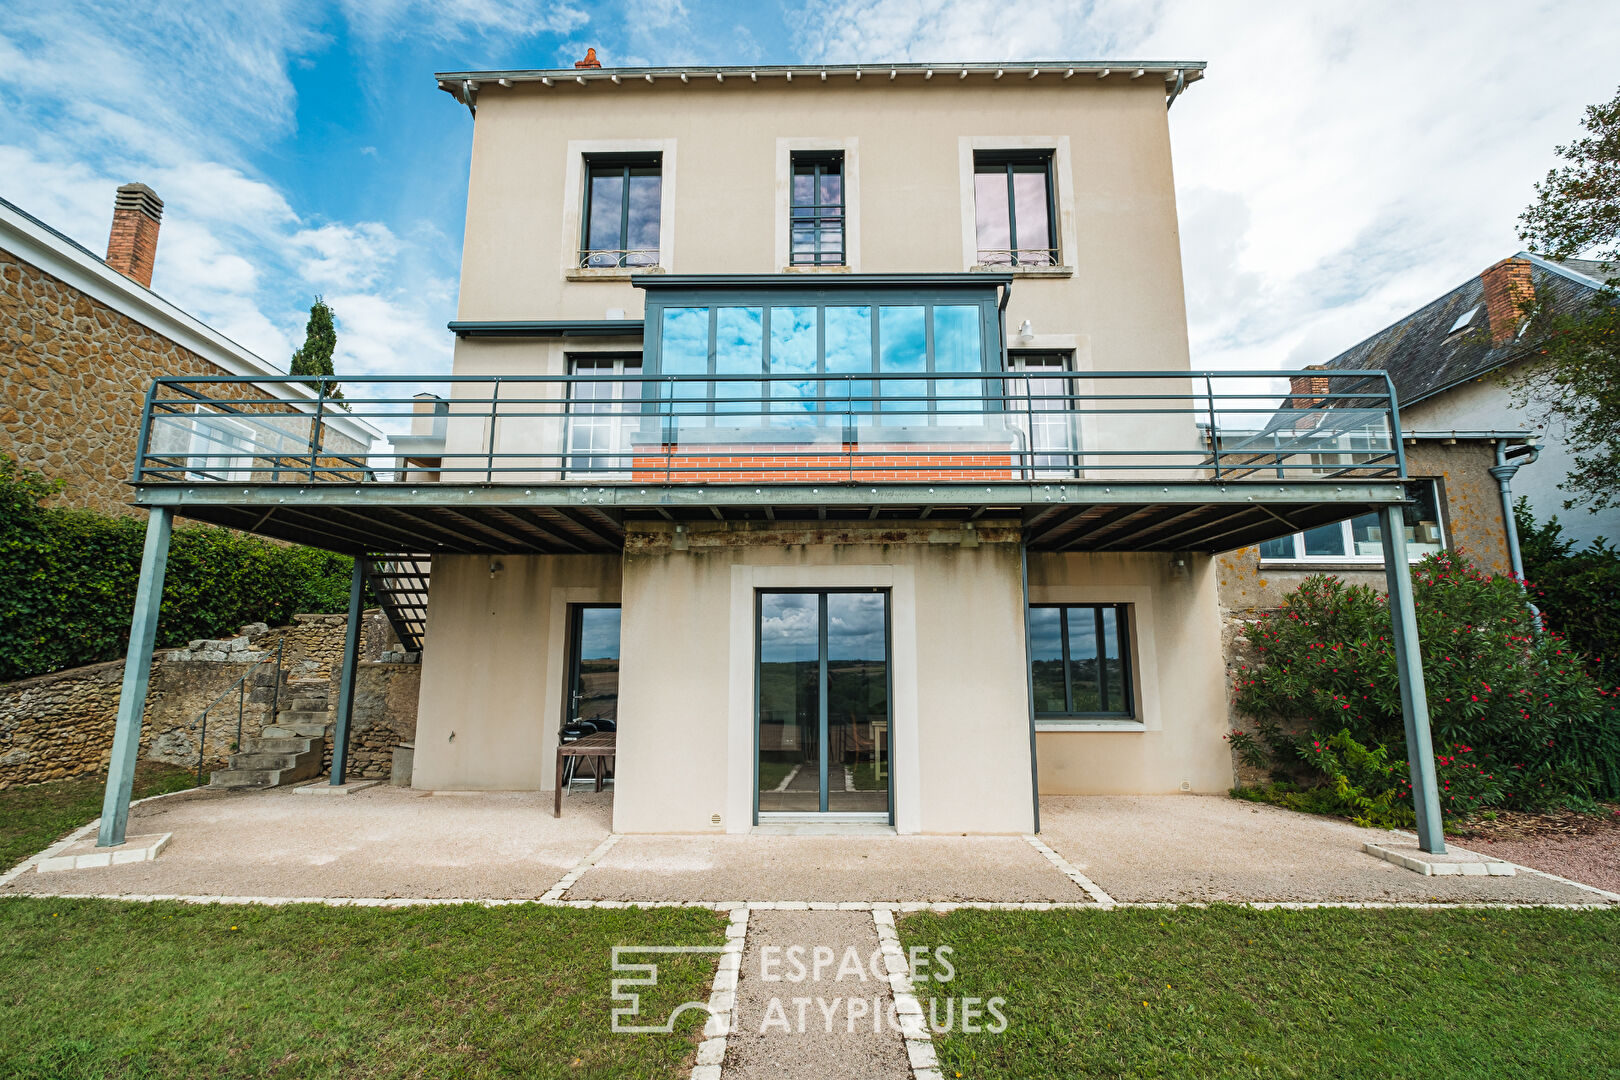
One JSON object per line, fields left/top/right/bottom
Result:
{"left": 575, "top": 47, "right": 601, "bottom": 68}
{"left": 1288, "top": 364, "right": 1331, "bottom": 410}
{"left": 105, "top": 183, "right": 164, "bottom": 288}
{"left": 1480, "top": 256, "right": 1534, "bottom": 344}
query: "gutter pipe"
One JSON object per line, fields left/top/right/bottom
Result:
{"left": 1490, "top": 437, "right": 1543, "bottom": 631}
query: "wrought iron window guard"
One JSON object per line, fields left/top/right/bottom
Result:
{"left": 578, "top": 249, "right": 661, "bottom": 269}
{"left": 976, "top": 248, "right": 1060, "bottom": 268}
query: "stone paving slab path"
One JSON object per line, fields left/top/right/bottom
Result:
{"left": 723, "top": 909, "right": 913, "bottom": 1080}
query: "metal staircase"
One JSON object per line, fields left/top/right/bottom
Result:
{"left": 368, "top": 556, "right": 431, "bottom": 653}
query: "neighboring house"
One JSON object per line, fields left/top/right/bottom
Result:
{"left": 1319, "top": 253, "right": 1616, "bottom": 547}
{"left": 102, "top": 58, "right": 1442, "bottom": 841}
{"left": 1215, "top": 426, "right": 1535, "bottom": 609}
{"left": 0, "top": 186, "right": 376, "bottom": 515}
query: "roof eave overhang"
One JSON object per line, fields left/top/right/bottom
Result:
{"left": 435, "top": 60, "right": 1207, "bottom": 110}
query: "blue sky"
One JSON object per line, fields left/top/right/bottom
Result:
{"left": 3, "top": 0, "right": 1618, "bottom": 388}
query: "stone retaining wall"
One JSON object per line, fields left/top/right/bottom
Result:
{"left": 0, "top": 611, "right": 419, "bottom": 788}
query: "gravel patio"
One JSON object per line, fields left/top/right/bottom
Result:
{"left": 6, "top": 784, "right": 1615, "bottom": 906}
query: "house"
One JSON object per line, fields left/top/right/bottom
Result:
{"left": 0, "top": 187, "right": 378, "bottom": 515}
{"left": 94, "top": 58, "right": 1449, "bottom": 850}
{"left": 1316, "top": 253, "right": 1616, "bottom": 548}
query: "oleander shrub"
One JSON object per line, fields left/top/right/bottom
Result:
{"left": 0, "top": 456, "right": 356, "bottom": 681}
{"left": 1230, "top": 551, "right": 1620, "bottom": 822}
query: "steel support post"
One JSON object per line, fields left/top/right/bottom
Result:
{"left": 330, "top": 557, "right": 366, "bottom": 786}
{"left": 1379, "top": 504, "right": 1446, "bottom": 854}
{"left": 97, "top": 507, "right": 173, "bottom": 847}
{"left": 1021, "top": 545, "right": 1042, "bottom": 834}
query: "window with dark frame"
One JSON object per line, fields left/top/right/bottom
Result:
{"left": 1258, "top": 479, "right": 1447, "bottom": 562}
{"left": 580, "top": 154, "right": 662, "bottom": 268}
{"left": 974, "top": 151, "right": 1057, "bottom": 267}
{"left": 1029, "top": 604, "right": 1133, "bottom": 717}
{"left": 790, "top": 152, "right": 845, "bottom": 266}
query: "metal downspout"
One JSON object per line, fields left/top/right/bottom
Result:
{"left": 1491, "top": 438, "right": 1543, "bottom": 630}
{"left": 1165, "top": 69, "right": 1186, "bottom": 110}
{"left": 1020, "top": 544, "right": 1041, "bottom": 834}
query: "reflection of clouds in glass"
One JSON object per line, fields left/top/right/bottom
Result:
{"left": 1030, "top": 607, "right": 1062, "bottom": 660}
{"left": 1012, "top": 170, "right": 1049, "bottom": 251}
{"left": 587, "top": 172, "right": 624, "bottom": 250}
{"left": 878, "top": 307, "right": 925, "bottom": 373}
{"left": 761, "top": 593, "right": 818, "bottom": 661}
{"left": 717, "top": 307, "right": 764, "bottom": 416}
{"left": 662, "top": 307, "right": 707, "bottom": 374}
{"left": 975, "top": 171, "right": 1009, "bottom": 249}
{"left": 824, "top": 306, "right": 871, "bottom": 373}
{"left": 626, "top": 173, "right": 661, "bottom": 249}
{"left": 579, "top": 608, "right": 620, "bottom": 661}
{"left": 717, "top": 308, "right": 763, "bottom": 373}
{"left": 828, "top": 594, "right": 886, "bottom": 661}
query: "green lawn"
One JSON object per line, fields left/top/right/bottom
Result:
{"left": 899, "top": 906, "right": 1620, "bottom": 1080}
{"left": 0, "top": 898, "right": 725, "bottom": 1079}
{"left": 0, "top": 763, "right": 198, "bottom": 872}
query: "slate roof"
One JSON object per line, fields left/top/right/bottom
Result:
{"left": 1321, "top": 253, "right": 1608, "bottom": 410}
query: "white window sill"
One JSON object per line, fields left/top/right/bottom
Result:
{"left": 1258, "top": 559, "right": 1434, "bottom": 572}
{"left": 778, "top": 264, "right": 852, "bottom": 274}
{"left": 971, "top": 265, "right": 1075, "bottom": 278}
{"left": 1035, "top": 719, "right": 1144, "bottom": 733}
{"left": 566, "top": 266, "right": 665, "bottom": 281}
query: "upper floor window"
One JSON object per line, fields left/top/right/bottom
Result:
{"left": 580, "top": 154, "right": 662, "bottom": 269}
{"left": 790, "top": 152, "right": 845, "bottom": 266}
{"left": 974, "top": 151, "right": 1057, "bottom": 268}
{"left": 1259, "top": 480, "right": 1446, "bottom": 562}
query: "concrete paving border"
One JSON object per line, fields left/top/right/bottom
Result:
{"left": 0, "top": 785, "right": 201, "bottom": 889}
{"left": 1384, "top": 829, "right": 1620, "bottom": 903}
{"left": 3, "top": 892, "right": 1612, "bottom": 911}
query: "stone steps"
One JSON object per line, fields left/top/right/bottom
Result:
{"left": 263, "top": 723, "right": 330, "bottom": 739}
{"left": 209, "top": 738, "right": 322, "bottom": 789}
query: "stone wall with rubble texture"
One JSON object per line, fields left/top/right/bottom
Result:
{"left": 2, "top": 245, "right": 364, "bottom": 517}
{"left": 0, "top": 611, "right": 418, "bottom": 788}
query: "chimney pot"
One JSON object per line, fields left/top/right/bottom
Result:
{"left": 106, "top": 182, "right": 164, "bottom": 288}
{"left": 575, "top": 47, "right": 601, "bottom": 69}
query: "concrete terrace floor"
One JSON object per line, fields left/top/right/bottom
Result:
{"left": 5, "top": 785, "right": 1614, "bottom": 906}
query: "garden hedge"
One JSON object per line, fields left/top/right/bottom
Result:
{"left": 1, "top": 457, "right": 357, "bottom": 682}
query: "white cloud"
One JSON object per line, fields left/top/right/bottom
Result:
{"left": 0, "top": 0, "right": 478, "bottom": 390}
{"left": 791, "top": 0, "right": 1620, "bottom": 370}
{"left": 337, "top": 0, "right": 588, "bottom": 41}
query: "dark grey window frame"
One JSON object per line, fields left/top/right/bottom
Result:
{"left": 753, "top": 587, "right": 894, "bottom": 824}
{"left": 789, "top": 151, "right": 846, "bottom": 266}
{"left": 642, "top": 282, "right": 1005, "bottom": 420}
{"left": 579, "top": 153, "right": 662, "bottom": 268}
{"left": 974, "top": 150, "right": 1058, "bottom": 267}
{"left": 1030, "top": 603, "right": 1135, "bottom": 719}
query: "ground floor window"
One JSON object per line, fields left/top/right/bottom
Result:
{"left": 1258, "top": 478, "right": 1445, "bottom": 562}
{"left": 1029, "top": 604, "right": 1133, "bottom": 718}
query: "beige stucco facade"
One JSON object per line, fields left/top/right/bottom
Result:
{"left": 408, "top": 66, "right": 1235, "bottom": 830}
{"left": 1031, "top": 551, "right": 1230, "bottom": 795}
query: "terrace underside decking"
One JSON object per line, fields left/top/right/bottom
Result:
{"left": 132, "top": 478, "right": 1409, "bottom": 556}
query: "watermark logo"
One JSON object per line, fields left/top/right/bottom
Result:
{"left": 610, "top": 942, "right": 1007, "bottom": 1037}
{"left": 610, "top": 945, "right": 728, "bottom": 1034}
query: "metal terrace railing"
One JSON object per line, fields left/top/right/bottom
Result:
{"left": 131, "top": 370, "right": 1406, "bottom": 487}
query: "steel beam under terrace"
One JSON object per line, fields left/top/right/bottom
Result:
{"left": 128, "top": 368, "right": 1410, "bottom": 554}
{"left": 131, "top": 478, "right": 1411, "bottom": 555}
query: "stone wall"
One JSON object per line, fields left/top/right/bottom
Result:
{"left": 0, "top": 611, "right": 419, "bottom": 788}
{"left": 1, "top": 246, "right": 365, "bottom": 516}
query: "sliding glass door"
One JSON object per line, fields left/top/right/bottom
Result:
{"left": 756, "top": 590, "right": 891, "bottom": 819}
